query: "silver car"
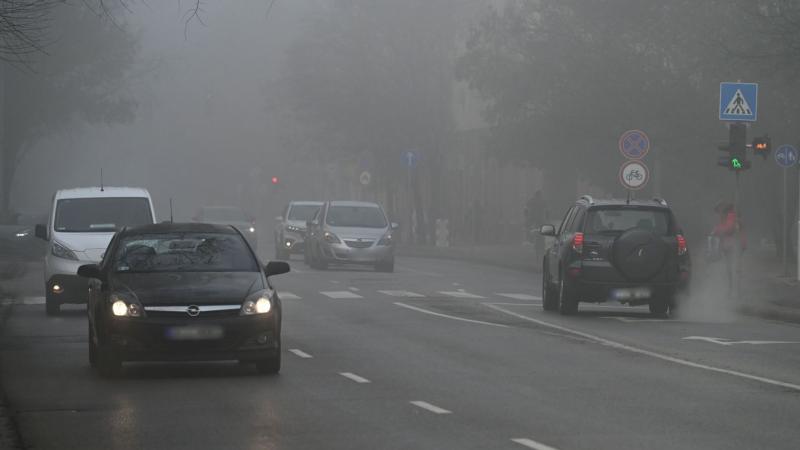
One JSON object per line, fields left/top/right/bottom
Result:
{"left": 273, "top": 201, "right": 323, "bottom": 259}
{"left": 305, "top": 201, "right": 397, "bottom": 272}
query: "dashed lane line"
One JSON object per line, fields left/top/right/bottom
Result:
{"left": 340, "top": 372, "right": 371, "bottom": 384}
{"left": 289, "top": 349, "right": 313, "bottom": 358}
{"left": 394, "top": 302, "right": 508, "bottom": 328}
{"left": 438, "top": 290, "right": 486, "bottom": 299}
{"left": 279, "top": 292, "right": 302, "bottom": 300}
{"left": 378, "top": 290, "right": 425, "bottom": 298}
{"left": 410, "top": 401, "right": 451, "bottom": 414}
{"left": 320, "top": 291, "right": 364, "bottom": 299}
{"left": 486, "top": 303, "right": 800, "bottom": 393}
{"left": 495, "top": 293, "right": 542, "bottom": 301}
{"left": 511, "top": 438, "right": 560, "bottom": 450}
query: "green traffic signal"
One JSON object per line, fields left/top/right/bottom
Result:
{"left": 731, "top": 158, "right": 742, "bottom": 169}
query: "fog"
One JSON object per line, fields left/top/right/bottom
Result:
{"left": 2, "top": 0, "right": 799, "bottom": 277}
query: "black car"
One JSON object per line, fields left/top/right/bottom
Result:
{"left": 78, "top": 222, "right": 289, "bottom": 377}
{"left": 540, "top": 196, "right": 690, "bottom": 316}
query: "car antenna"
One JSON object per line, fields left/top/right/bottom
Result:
{"left": 100, "top": 168, "right": 104, "bottom": 192}
{"left": 169, "top": 198, "right": 174, "bottom": 223}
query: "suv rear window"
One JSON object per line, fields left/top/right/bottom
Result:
{"left": 584, "top": 207, "right": 670, "bottom": 236}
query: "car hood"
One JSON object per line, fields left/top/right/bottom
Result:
{"left": 327, "top": 226, "right": 388, "bottom": 241}
{"left": 111, "top": 272, "right": 263, "bottom": 305}
{"left": 52, "top": 232, "right": 115, "bottom": 261}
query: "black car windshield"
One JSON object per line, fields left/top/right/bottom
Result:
{"left": 585, "top": 208, "right": 670, "bottom": 236}
{"left": 201, "top": 207, "right": 249, "bottom": 222}
{"left": 55, "top": 198, "right": 152, "bottom": 232}
{"left": 288, "top": 204, "right": 320, "bottom": 221}
{"left": 326, "top": 206, "right": 387, "bottom": 228}
{"left": 114, "top": 232, "right": 258, "bottom": 273}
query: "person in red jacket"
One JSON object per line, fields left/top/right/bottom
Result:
{"left": 711, "top": 201, "right": 745, "bottom": 295}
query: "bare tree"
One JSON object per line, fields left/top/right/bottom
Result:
{"left": 0, "top": 0, "right": 59, "bottom": 64}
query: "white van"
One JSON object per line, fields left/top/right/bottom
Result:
{"left": 35, "top": 187, "right": 157, "bottom": 314}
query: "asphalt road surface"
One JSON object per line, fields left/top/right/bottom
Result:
{"left": 2, "top": 252, "right": 800, "bottom": 450}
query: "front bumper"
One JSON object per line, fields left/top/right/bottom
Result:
{"left": 103, "top": 313, "right": 279, "bottom": 362}
{"left": 320, "top": 242, "right": 394, "bottom": 264}
{"left": 282, "top": 230, "right": 307, "bottom": 253}
{"left": 44, "top": 255, "right": 93, "bottom": 303}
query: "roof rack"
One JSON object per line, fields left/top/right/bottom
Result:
{"left": 652, "top": 197, "right": 668, "bottom": 206}
{"left": 578, "top": 195, "right": 594, "bottom": 205}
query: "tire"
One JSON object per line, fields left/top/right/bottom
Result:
{"left": 88, "top": 324, "right": 97, "bottom": 368}
{"left": 542, "top": 263, "right": 558, "bottom": 312}
{"left": 45, "top": 295, "right": 60, "bottom": 316}
{"left": 558, "top": 277, "right": 578, "bottom": 315}
{"left": 649, "top": 299, "right": 669, "bottom": 318}
{"left": 376, "top": 259, "right": 394, "bottom": 273}
{"left": 97, "top": 345, "right": 122, "bottom": 378}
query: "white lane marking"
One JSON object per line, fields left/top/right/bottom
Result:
{"left": 289, "top": 349, "right": 313, "bottom": 358}
{"left": 279, "top": 292, "right": 302, "bottom": 300}
{"left": 320, "top": 291, "right": 363, "bottom": 299}
{"left": 330, "top": 280, "right": 340, "bottom": 284}
{"left": 512, "top": 438, "right": 560, "bottom": 450}
{"left": 452, "top": 282, "right": 461, "bottom": 286}
{"left": 486, "top": 304, "right": 800, "bottom": 392}
{"left": 378, "top": 290, "right": 425, "bottom": 298}
{"left": 601, "top": 317, "right": 676, "bottom": 323}
{"left": 340, "top": 372, "right": 371, "bottom": 383}
{"left": 439, "top": 291, "right": 485, "bottom": 299}
{"left": 348, "top": 287, "right": 360, "bottom": 292}
{"left": 496, "top": 293, "right": 542, "bottom": 301}
{"left": 394, "top": 302, "right": 508, "bottom": 328}
{"left": 683, "top": 336, "right": 800, "bottom": 346}
{"left": 0, "top": 297, "right": 46, "bottom": 306}
{"left": 410, "top": 401, "right": 451, "bottom": 414}
{"left": 485, "top": 302, "right": 541, "bottom": 307}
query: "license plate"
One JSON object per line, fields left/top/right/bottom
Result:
{"left": 611, "top": 288, "right": 652, "bottom": 301}
{"left": 165, "top": 325, "right": 224, "bottom": 341}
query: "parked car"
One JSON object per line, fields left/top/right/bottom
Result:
{"left": 193, "top": 206, "right": 258, "bottom": 250}
{"left": 0, "top": 211, "right": 47, "bottom": 260}
{"left": 540, "top": 195, "right": 690, "bottom": 316}
{"left": 273, "top": 201, "right": 323, "bottom": 259}
{"left": 305, "top": 201, "right": 397, "bottom": 272}
{"left": 78, "top": 222, "right": 288, "bottom": 377}
{"left": 35, "top": 187, "right": 157, "bottom": 315}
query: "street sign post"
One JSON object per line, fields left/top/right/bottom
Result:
{"left": 719, "top": 82, "right": 758, "bottom": 122}
{"left": 619, "top": 160, "right": 649, "bottom": 191}
{"left": 775, "top": 145, "right": 798, "bottom": 276}
{"left": 359, "top": 171, "right": 372, "bottom": 186}
{"left": 618, "top": 130, "right": 650, "bottom": 159}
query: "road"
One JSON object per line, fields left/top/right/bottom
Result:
{"left": 2, "top": 252, "right": 800, "bottom": 449}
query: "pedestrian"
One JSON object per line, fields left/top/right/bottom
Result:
{"left": 711, "top": 201, "right": 746, "bottom": 296}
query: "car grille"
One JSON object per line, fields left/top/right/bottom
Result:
{"left": 144, "top": 305, "right": 241, "bottom": 319}
{"left": 344, "top": 240, "right": 374, "bottom": 249}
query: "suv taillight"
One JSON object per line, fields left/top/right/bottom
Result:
{"left": 677, "top": 234, "right": 687, "bottom": 256}
{"left": 572, "top": 232, "right": 584, "bottom": 254}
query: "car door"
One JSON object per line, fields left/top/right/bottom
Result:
{"left": 550, "top": 206, "right": 577, "bottom": 280}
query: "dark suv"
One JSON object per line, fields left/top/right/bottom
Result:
{"left": 540, "top": 196, "right": 690, "bottom": 316}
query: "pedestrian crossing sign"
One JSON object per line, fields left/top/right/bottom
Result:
{"left": 719, "top": 82, "right": 758, "bottom": 122}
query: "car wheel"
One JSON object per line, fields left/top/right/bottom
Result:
{"left": 45, "top": 293, "right": 60, "bottom": 316}
{"left": 96, "top": 345, "right": 122, "bottom": 378}
{"left": 558, "top": 277, "right": 578, "bottom": 315}
{"left": 88, "top": 324, "right": 97, "bottom": 368}
{"left": 315, "top": 245, "right": 328, "bottom": 270}
{"left": 542, "top": 263, "right": 558, "bottom": 311}
{"left": 649, "top": 298, "right": 670, "bottom": 318}
{"left": 376, "top": 259, "right": 394, "bottom": 273}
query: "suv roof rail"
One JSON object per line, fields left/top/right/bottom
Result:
{"left": 578, "top": 195, "right": 594, "bottom": 205}
{"left": 652, "top": 197, "right": 668, "bottom": 206}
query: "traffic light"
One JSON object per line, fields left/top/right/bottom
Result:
{"left": 751, "top": 135, "right": 771, "bottom": 159}
{"left": 717, "top": 123, "right": 750, "bottom": 171}
{"left": 271, "top": 176, "right": 279, "bottom": 185}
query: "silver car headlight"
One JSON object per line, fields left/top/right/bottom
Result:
{"left": 109, "top": 293, "right": 144, "bottom": 318}
{"left": 52, "top": 241, "right": 78, "bottom": 261}
{"left": 377, "top": 231, "right": 394, "bottom": 246}
{"left": 241, "top": 290, "right": 274, "bottom": 315}
{"left": 286, "top": 225, "right": 303, "bottom": 233}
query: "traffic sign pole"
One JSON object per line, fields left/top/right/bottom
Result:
{"left": 783, "top": 167, "right": 789, "bottom": 276}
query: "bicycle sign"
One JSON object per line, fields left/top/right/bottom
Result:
{"left": 619, "top": 160, "right": 649, "bottom": 190}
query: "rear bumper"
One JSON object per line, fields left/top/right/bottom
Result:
{"left": 102, "top": 314, "right": 279, "bottom": 362}
{"left": 571, "top": 280, "right": 682, "bottom": 304}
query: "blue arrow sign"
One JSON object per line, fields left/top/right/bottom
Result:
{"left": 775, "top": 145, "right": 798, "bottom": 168}
{"left": 402, "top": 150, "right": 419, "bottom": 168}
{"left": 719, "top": 82, "right": 758, "bottom": 122}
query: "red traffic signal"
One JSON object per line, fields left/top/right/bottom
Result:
{"left": 271, "top": 176, "right": 279, "bottom": 185}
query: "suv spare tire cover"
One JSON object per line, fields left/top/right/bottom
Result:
{"left": 612, "top": 229, "right": 668, "bottom": 282}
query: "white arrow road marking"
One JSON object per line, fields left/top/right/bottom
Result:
{"left": 340, "top": 372, "right": 371, "bottom": 383}
{"left": 410, "top": 401, "right": 451, "bottom": 414}
{"left": 496, "top": 293, "right": 542, "bottom": 301}
{"left": 320, "top": 291, "right": 363, "bottom": 299}
{"left": 394, "top": 302, "right": 508, "bottom": 328}
{"left": 486, "top": 304, "right": 800, "bottom": 392}
{"left": 439, "top": 290, "right": 485, "bottom": 299}
{"left": 683, "top": 336, "right": 800, "bottom": 346}
{"left": 378, "top": 290, "right": 425, "bottom": 298}
{"left": 288, "top": 349, "right": 313, "bottom": 358}
{"left": 512, "top": 438, "right": 560, "bottom": 450}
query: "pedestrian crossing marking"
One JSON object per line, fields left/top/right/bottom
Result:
{"left": 378, "top": 290, "right": 425, "bottom": 298}
{"left": 0, "top": 297, "right": 45, "bottom": 306}
{"left": 723, "top": 89, "right": 753, "bottom": 116}
{"left": 495, "top": 293, "right": 541, "bottom": 301}
{"left": 438, "top": 291, "right": 485, "bottom": 299}
{"left": 279, "top": 292, "right": 302, "bottom": 300}
{"left": 320, "top": 290, "right": 363, "bottom": 299}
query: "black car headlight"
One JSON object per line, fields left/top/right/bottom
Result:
{"left": 109, "top": 293, "right": 144, "bottom": 318}
{"left": 241, "top": 290, "right": 273, "bottom": 315}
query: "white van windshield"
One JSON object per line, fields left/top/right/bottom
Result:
{"left": 55, "top": 198, "right": 153, "bottom": 232}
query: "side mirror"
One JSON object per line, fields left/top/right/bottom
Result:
{"left": 77, "top": 264, "right": 104, "bottom": 280}
{"left": 539, "top": 224, "right": 556, "bottom": 237}
{"left": 35, "top": 224, "right": 48, "bottom": 241}
{"left": 264, "top": 261, "right": 290, "bottom": 277}
{"left": 391, "top": 222, "right": 399, "bottom": 230}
